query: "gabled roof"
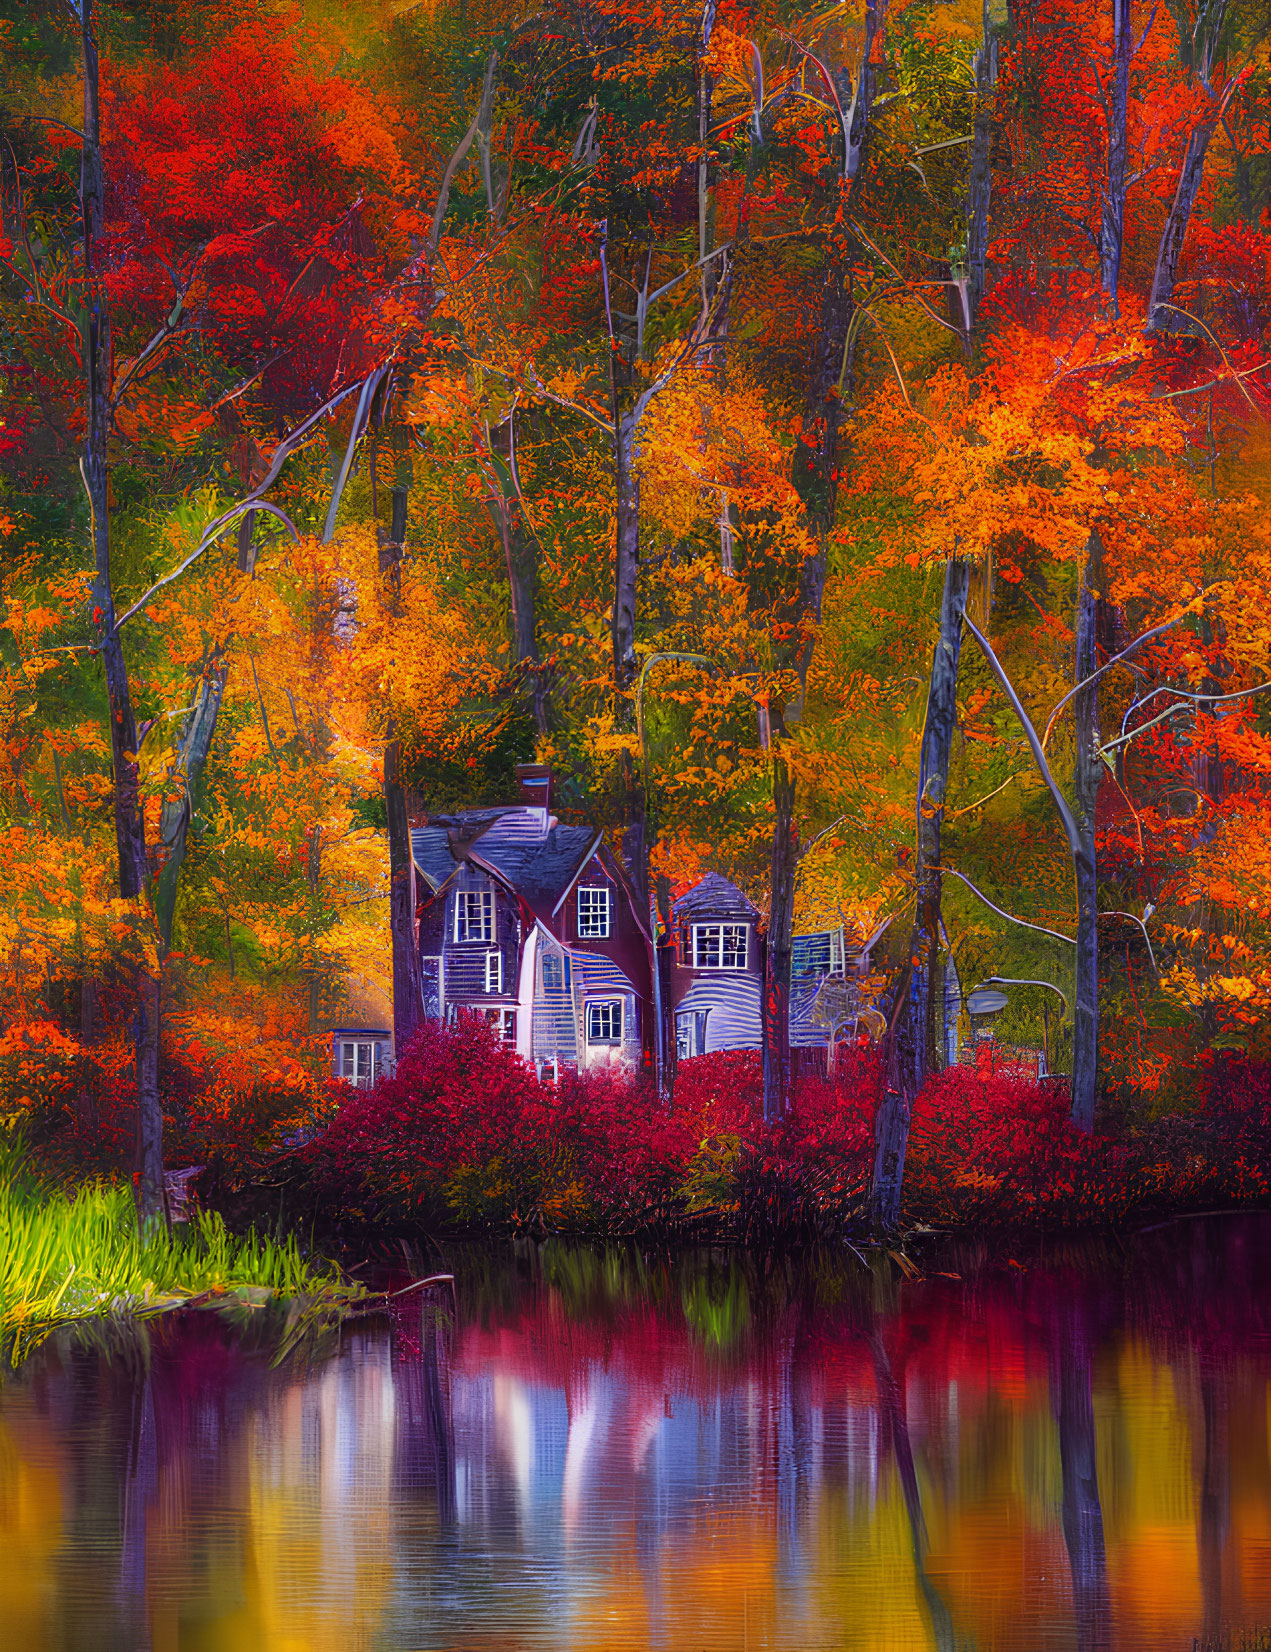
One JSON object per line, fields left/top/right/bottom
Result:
{"left": 672, "top": 872, "right": 760, "bottom": 923}
{"left": 411, "top": 807, "right": 600, "bottom": 922}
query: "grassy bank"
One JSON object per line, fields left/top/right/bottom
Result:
{"left": 0, "top": 1134, "right": 361, "bottom": 1363}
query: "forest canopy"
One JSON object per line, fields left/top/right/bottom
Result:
{"left": 2, "top": 0, "right": 1270, "bottom": 1218}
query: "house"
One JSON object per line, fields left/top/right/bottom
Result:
{"left": 663, "top": 880, "right": 894, "bottom": 1072}
{"left": 330, "top": 972, "right": 395, "bottom": 1089}
{"left": 410, "top": 766, "right": 653, "bottom": 1076}
{"left": 790, "top": 914, "right": 895, "bottom": 1070}
{"left": 331, "top": 1024, "right": 393, "bottom": 1089}
{"left": 666, "top": 874, "right": 766, "bottom": 1058}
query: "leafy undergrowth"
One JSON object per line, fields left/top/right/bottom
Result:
{"left": 299, "top": 1018, "right": 1271, "bottom": 1241}
{"left": 906, "top": 1059, "right": 1271, "bottom": 1228}
{"left": 0, "top": 1131, "right": 361, "bottom": 1366}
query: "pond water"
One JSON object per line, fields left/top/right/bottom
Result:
{"left": 4, "top": 1220, "right": 1271, "bottom": 1651}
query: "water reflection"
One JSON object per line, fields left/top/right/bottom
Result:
{"left": 5, "top": 1221, "right": 1271, "bottom": 1649}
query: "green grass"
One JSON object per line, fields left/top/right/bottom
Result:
{"left": 0, "top": 1132, "right": 361, "bottom": 1363}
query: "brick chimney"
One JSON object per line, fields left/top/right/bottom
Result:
{"left": 515, "top": 763, "right": 552, "bottom": 811}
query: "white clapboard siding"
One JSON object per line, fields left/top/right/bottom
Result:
{"left": 674, "top": 975, "right": 763, "bottom": 1053}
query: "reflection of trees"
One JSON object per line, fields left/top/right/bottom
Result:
{"left": 1052, "top": 1310, "right": 1109, "bottom": 1652}
{"left": 119, "top": 1367, "right": 158, "bottom": 1649}
{"left": 393, "top": 1297, "right": 456, "bottom": 1524}
{"left": 13, "top": 1227, "right": 1271, "bottom": 1648}
{"left": 1197, "top": 1368, "right": 1229, "bottom": 1645}
{"left": 869, "top": 1329, "right": 959, "bottom": 1652}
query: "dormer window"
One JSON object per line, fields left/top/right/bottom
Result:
{"left": 691, "top": 923, "right": 748, "bottom": 969}
{"left": 455, "top": 889, "right": 493, "bottom": 943}
{"left": 577, "top": 886, "right": 611, "bottom": 939}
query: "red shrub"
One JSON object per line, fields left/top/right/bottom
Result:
{"left": 905, "top": 1067, "right": 1124, "bottom": 1227}
{"left": 308, "top": 1019, "right": 881, "bottom": 1238}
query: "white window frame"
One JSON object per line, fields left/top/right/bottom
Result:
{"left": 454, "top": 889, "right": 493, "bottom": 943}
{"left": 484, "top": 949, "right": 503, "bottom": 994}
{"left": 340, "top": 1040, "right": 379, "bottom": 1088}
{"left": 541, "top": 950, "right": 571, "bottom": 993}
{"left": 576, "top": 885, "right": 611, "bottom": 939}
{"left": 830, "top": 929, "right": 846, "bottom": 976}
{"left": 691, "top": 923, "right": 748, "bottom": 969}
{"left": 586, "top": 999, "right": 623, "bottom": 1045}
{"left": 484, "top": 1007, "right": 516, "bottom": 1043}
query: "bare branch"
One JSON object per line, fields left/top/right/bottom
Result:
{"left": 937, "top": 865, "right": 1075, "bottom": 945}
{"left": 110, "top": 376, "right": 374, "bottom": 633}
{"left": 322, "top": 364, "right": 389, "bottom": 543}
{"left": 1041, "top": 608, "right": 1197, "bottom": 749}
{"left": 428, "top": 53, "right": 499, "bottom": 259}
{"left": 963, "top": 612, "right": 1084, "bottom": 864}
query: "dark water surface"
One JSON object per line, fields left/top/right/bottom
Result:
{"left": 4, "top": 1220, "right": 1271, "bottom": 1651}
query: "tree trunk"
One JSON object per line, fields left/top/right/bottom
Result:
{"left": 306, "top": 825, "right": 324, "bottom": 1035}
{"left": 154, "top": 660, "right": 228, "bottom": 951}
{"left": 1148, "top": 118, "right": 1218, "bottom": 327}
{"left": 612, "top": 417, "right": 640, "bottom": 693}
{"left": 386, "top": 736, "right": 423, "bottom": 1063}
{"left": 236, "top": 510, "right": 258, "bottom": 575}
{"left": 619, "top": 744, "right": 648, "bottom": 915}
{"left": 1072, "top": 561, "right": 1101, "bottom": 1133}
{"left": 134, "top": 968, "right": 164, "bottom": 1230}
{"left": 487, "top": 418, "right": 540, "bottom": 706}
{"left": 871, "top": 556, "right": 969, "bottom": 1229}
{"left": 762, "top": 742, "right": 796, "bottom": 1123}
{"left": 655, "top": 873, "right": 677, "bottom": 1104}
{"left": 697, "top": 0, "right": 720, "bottom": 340}
{"left": 80, "top": 1, "right": 165, "bottom": 1224}
{"left": 1100, "top": 0, "right": 1131, "bottom": 313}
{"left": 965, "top": 0, "right": 998, "bottom": 331}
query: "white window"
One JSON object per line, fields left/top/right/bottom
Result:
{"left": 455, "top": 889, "right": 493, "bottom": 943}
{"left": 577, "top": 886, "right": 611, "bottom": 939}
{"left": 586, "top": 999, "right": 623, "bottom": 1044}
{"left": 484, "top": 950, "right": 503, "bottom": 994}
{"left": 484, "top": 1007, "right": 516, "bottom": 1042}
{"left": 830, "top": 929, "right": 845, "bottom": 975}
{"left": 541, "top": 951, "right": 571, "bottom": 993}
{"left": 340, "top": 1041, "right": 380, "bottom": 1088}
{"left": 692, "top": 923, "right": 747, "bottom": 969}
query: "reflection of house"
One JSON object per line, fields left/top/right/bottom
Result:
{"left": 411, "top": 767, "right": 652, "bottom": 1076}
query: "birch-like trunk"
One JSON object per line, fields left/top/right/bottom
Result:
{"left": 871, "top": 557, "right": 969, "bottom": 1230}
{"left": 80, "top": 1, "right": 166, "bottom": 1225}
{"left": 762, "top": 742, "right": 796, "bottom": 1122}
{"left": 1100, "top": 0, "right": 1131, "bottom": 313}
{"left": 154, "top": 661, "right": 228, "bottom": 951}
{"left": 612, "top": 417, "right": 640, "bottom": 693}
{"left": 1071, "top": 567, "right": 1101, "bottom": 1132}
{"left": 1148, "top": 118, "right": 1218, "bottom": 326}
{"left": 386, "top": 737, "right": 423, "bottom": 1061}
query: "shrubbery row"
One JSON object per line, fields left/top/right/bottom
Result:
{"left": 299, "top": 1016, "right": 1271, "bottom": 1237}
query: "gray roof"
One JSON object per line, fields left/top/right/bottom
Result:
{"left": 411, "top": 808, "right": 599, "bottom": 920}
{"left": 672, "top": 872, "right": 760, "bottom": 923}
